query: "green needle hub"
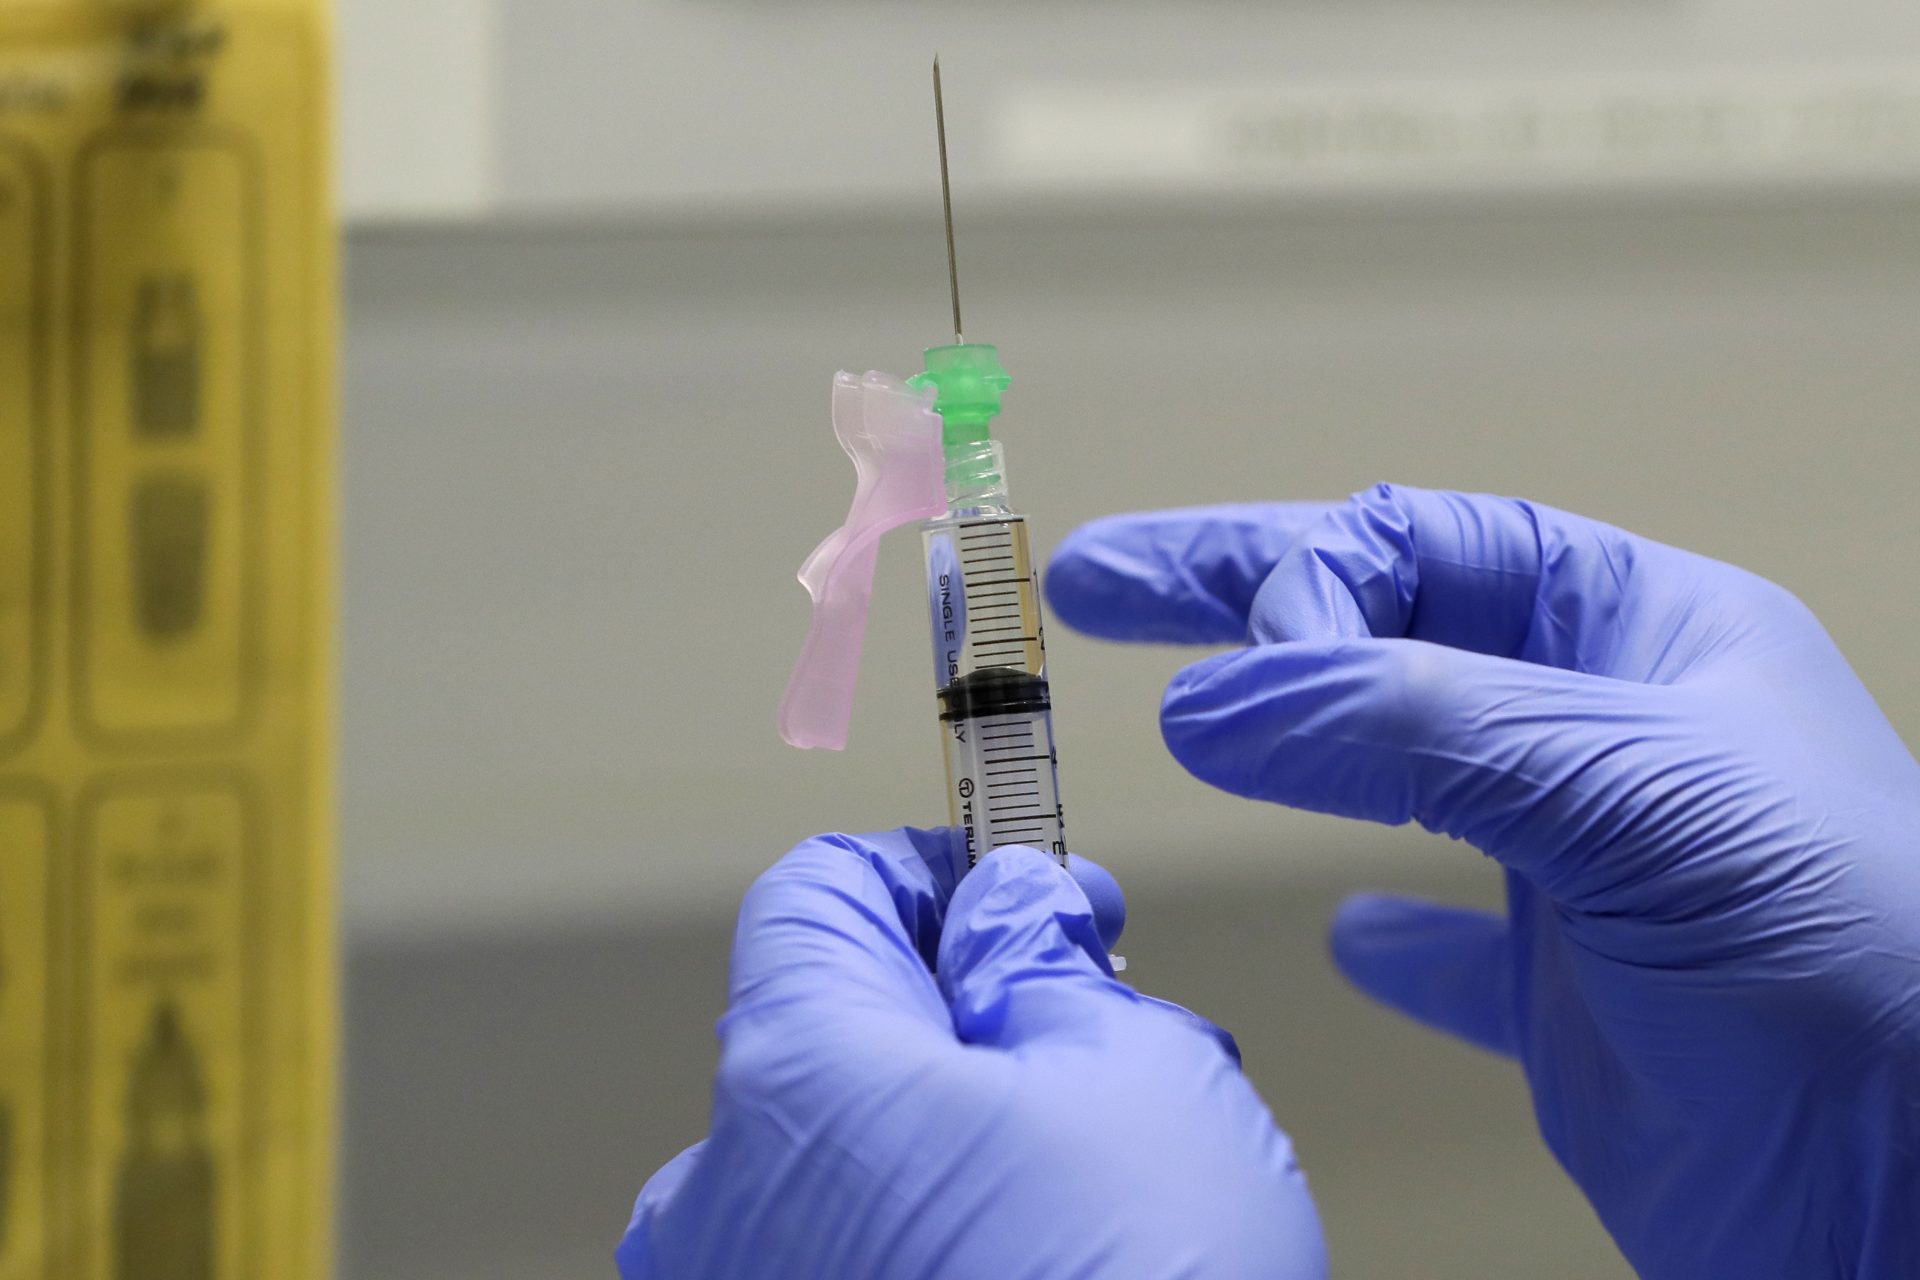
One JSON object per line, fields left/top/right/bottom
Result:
{"left": 911, "top": 343, "right": 1010, "bottom": 493}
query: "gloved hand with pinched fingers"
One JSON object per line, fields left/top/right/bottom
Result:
{"left": 1048, "top": 484, "right": 1920, "bottom": 1280}
{"left": 618, "top": 828, "right": 1326, "bottom": 1280}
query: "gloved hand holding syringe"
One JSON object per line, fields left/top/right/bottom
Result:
{"left": 636, "top": 55, "right": 1920, "bottom": 1280}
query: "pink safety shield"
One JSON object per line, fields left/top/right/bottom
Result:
{"left": 778, "top": 371, "right": 946, "bottom": 749}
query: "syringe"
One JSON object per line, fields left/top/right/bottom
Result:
{"left": 913, "top": 63, "right": 1069, "bottom": 873}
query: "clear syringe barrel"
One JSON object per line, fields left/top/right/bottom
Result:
{"left": 924, "top": 486, "right": 1068, "bottom": 871}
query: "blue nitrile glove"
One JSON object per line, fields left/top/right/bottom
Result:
{"left": 1048, "top": 485, "right": 1920, "bottom": 1280}
{"left": 618, "top": 829, "right": 1326, "bottom": 1280}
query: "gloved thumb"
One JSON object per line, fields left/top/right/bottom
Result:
{"left": 1161, "top": 639, "right": 1679, "bottom": 905}
{"left": 615, "top": 1141, "right": 707, "bottom": 1278}
{"left": 1328, "top": 894, "right": 1516, "bottom": 1057}
{"left": 937, "top": 846, "right": 1130, "bottom": 1050}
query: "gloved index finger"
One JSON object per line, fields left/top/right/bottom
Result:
{"left": 1248, "top": 484, "right": 1682, "bottom": 675}
{"left": 1046, "top": 503, "right": 1333, "bottom": 645}
{"left": 722, "top": 830, "right": 957, "bottom": 1065}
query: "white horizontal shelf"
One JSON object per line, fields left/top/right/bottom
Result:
{"left": 342, "top": 68, "right": 1920, "bottom": 228}
{"left": 337, "top": 0, "right": 1920, "bottom": 225}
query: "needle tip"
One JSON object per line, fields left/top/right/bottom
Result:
{"left": 932, "top": 57, "right": 963, "bottom": 347}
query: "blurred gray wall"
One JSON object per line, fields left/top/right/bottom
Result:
{"left": 338, "top": 201, "right": 1920, "bottom": 933}
{"left": 337, "top": 198, "right": 1920, "bottom": 1278}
